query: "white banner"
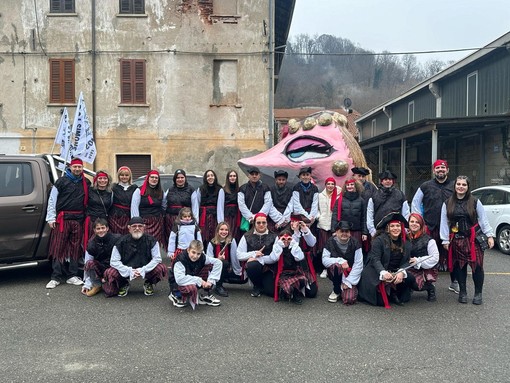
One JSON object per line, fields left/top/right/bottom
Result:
{"left": 71, "top": 91, "right": 97, "bottom": 163}
{"left": 54, "top": 107, "right": 73, "bottom": 170}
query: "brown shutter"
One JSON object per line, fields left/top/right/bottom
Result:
{"left": 63, "top": 60, "right": 75, "bottom": 103}
{"left": 134, "top": 60, "right": 146, "bottom": 104}
{"left": 120, "top": 59, "right": 133, "bottom": 103}
{"left": 50, "top": 60, "right": 61, "bottom": 103}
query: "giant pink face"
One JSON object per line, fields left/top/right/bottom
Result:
{"left": 238, "top": 113, "right": 365, "bottom": 187}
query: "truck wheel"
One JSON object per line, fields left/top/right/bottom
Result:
{"left": 497, "top": 225, "right": 510, "bottom": 255}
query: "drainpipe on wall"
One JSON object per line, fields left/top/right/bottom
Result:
{"left": 267, "top": 0, "right": 274, "bottom": 148}
{"left": 91, "top": 0, "right": 97, "bottom": 171}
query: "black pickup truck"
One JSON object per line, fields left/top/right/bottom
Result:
{"left": 0, "top": 154, "right": 93, "bottom": 271}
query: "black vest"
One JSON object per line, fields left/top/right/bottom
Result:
{"left": 239, "top": 181, "right": 270, "bottom": 213}
{"left": 175, "top": 250, "right": 207, "bottom": 277}
{"left": 87, "top": 232, "right": 121, "bottom": 267}
{"left": 292, "top": 182, "right": 319, "bottom": 210}
{"left": 270, "top": 185, "right": 293, "bottom": 212}
{"left": 166, "top": 185, "right": 194, "bottom": 215}
{"left": 372, "top": 186, "right": 406, "bottom": 226}
{"left": 245, "top": 232, "right": 277, "bottom": 255}
{"left": 340, "top": 192, "right": 365, "bottom": 231}
{"left": 450, "top": 198, "right": 477, "bottom": 234}
{"left": 324, "top": 237, "right": 360, "bottom": 268}
{"left": 116, "top": 234, "right": 157, "bottom": 268}
{"left": 55, "top": 175, "right": 90, "bottom": 219}
{"left": 112, "top": 184, "right": 138, "bottom": 216}
{"left": 87, "top": 188, "right": 112, "bottom": 219}
{"left": 408, "top": 233, "right": 430, "bottom": 258}
{"left": 139, "top": 194, "right": 163, "bottom": 217}
{"left": 224, "top": 190, "right": 238, "bottom": 218}
{"left": 420, "top": 178, "right": 454, "bottom": 230}
{"left": 281, "top": 248, "right": 298, "bottom": 271}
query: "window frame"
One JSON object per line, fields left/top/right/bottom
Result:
{"left": 49, "top": 0, "right": 75, "bottom": 13}
{"left": 119, "top": 0, "right": 145, "bottom": 15}
{"left": 120, "top": 59, "right": 147, "bottom": 105}
{"left": 49, "top": 59, "right": 75, "bottom": 104}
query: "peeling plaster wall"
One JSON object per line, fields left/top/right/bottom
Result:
{"left": 0, "top": 0, "right": 271, "bottom": 179}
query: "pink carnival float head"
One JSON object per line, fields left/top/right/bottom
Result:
{"left": 238, "top": 112, "right": 369, "bottom": 186}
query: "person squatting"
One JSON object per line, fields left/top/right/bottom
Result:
{"left": 45, "top": 162, "right": 495, "bottom": 309}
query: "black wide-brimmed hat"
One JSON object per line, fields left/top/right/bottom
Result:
{"left": 274, "top": 170, "right": 288, "bottom": 178}
{"left": 378, "top": 170, "right": 397, "bottom": 180}
{"left": 298, "top": 166, "right": 312, "bottom": 176}
{"left": 335, "top": 220, "right": 352, "bottom": 231}
{"left": 351, "top": 167, "right": 370, "bottom": 176}
{"left": 376, "top": 212, "right": 408, "bottom": 230}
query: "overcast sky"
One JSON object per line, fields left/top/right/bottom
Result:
{"left": 288, "top": 0, "right": 510, "bottom": 64}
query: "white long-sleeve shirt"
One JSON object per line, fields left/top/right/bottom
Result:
{"left": 322, "top": 242, "right": 363, "bottom": 288}
{"left": 174, "top": 255, "right": 222, "bottom": 286}
{"left": 110, "top": 238, "right": 161, "bottom": 280}
{"left": 206, "top": 239, "right": 241, "bottom": 276}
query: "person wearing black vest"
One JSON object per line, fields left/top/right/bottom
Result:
{"left": 272, "top": 230, "right": 307, "bottom": 304}
{"left": 168, "top": 240, "right": 222, "bottom": 309}
{"left": 411, "top": 159, "right": 457, "bottom": 290}
{"left": 164, "top": 169, "right": 199, "bottom": 244}
{"left": 45, "top": 158, "right": 91, "bottom": 289}
{"left": 237, "top": 213, "right": 278, "bottom": 297}
{"left": 367, "top": 170, "right": 409, "bottom": 237}
{"left": 103, "top": 217, "right": 167, "bottom": 297}
{"left": 268, "top": 170, "right": 293, "bottom": 232}
{"left": 291, "top": 166, "right": 319, "bottom": 224}
{"left": 351, "top": 167, "right": 378, "bottom": 201}
{"left": 131, "top": 170, "right": 166, "bottom": 250}
{"left": 322, "top": 221, "right": 363, "bottom": 305}
{"left": 82, "top": 218, "right": 121, "bottom": 297}
{"left": 84, "top": 170, "right": 113, "bottom": 250}
{"left": 440, "top": 176, "right": 494, "bottom": 305}
{"left": 238, "top": 167, "right": 272, "bottom": 231}
{"left": 407, "top": 213, "right": 439, "bottom": 302}
{"left": 197, "top": 169, "right": 223, "bottom": 246}
{"left": 109, "top": 166, "right": 138, "bottom": 235}
{"left": 221, "top": 170, "right": 242, "bottom": 242}
{"left": 358, "top": 212, "right": 414, "bottom": 308}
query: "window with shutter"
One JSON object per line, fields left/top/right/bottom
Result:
{"left": 50, "top": 0, "right": 75, "bottom": 13}
{"left": 119, "top": 0, "right": 145, "bottom": 14}
{"left": 120, "top": 59, "right": 146, "bottom": 104}
{"left": 49, "top": 59, "right": 75, "bottom": 104}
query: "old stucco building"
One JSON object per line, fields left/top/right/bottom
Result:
{"left": 0, "top": 0, "right": 295, "bottom": 178}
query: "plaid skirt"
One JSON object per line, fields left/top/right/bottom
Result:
{"left": 199, "top": 213, "right": 216, "bottom": 245}
{"left": 177, "top": 264, "right": 213, "bottom": 309}
{"left": 108, "top": 214, "right": 130, "bottom": 236}
{"left": 164, "top": 213, "right": 178, "bottom": 246}
{"left": 317, "top": 229, "right": 332, "bottom": 252}
{"left": 84, "top": 259, "right": 108, "bottom": 281}
{"left": 451, "top": 236, "right": 484, "bottom": 270}
{"left": 326, "top": 264, "right": 358, "bottom": 305}
{"left": 408, "top": 267, "right": 438, "bottom": 290}
{"left": 278, "top": 269, "right": 307, "bottom": 297}
{"left": 142, "top": 215, "right": 166, "bottom": 251}
{"left": 48, "top": 219, "right": 83, "bottom": 262}
{"left": 102, "top": 264, "right": 167, "bottom": 297}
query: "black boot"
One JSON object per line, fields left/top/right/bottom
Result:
{"left": 214, "top": 283, "right": 228, "bottom": 297}
{"left": 458, "top": 283, "right": 467, "bottom": 304}
{"left": 472, "top": 292, "right": 483, "bottom": 305}
{"left": 389, "top": 291, "right": 403, "bottom": 306}
{"left": 426, "top": 283, "right": 437, "bottom": 302}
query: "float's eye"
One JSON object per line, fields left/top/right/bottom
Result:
{"left": 284, "top": 136, "right": 335, "bottom": 162}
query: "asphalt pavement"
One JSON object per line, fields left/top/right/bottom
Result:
{"left": 1, "top": 249, "right": 509, "bottom": 383}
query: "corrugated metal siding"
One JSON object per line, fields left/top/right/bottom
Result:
{"left": 392, "top": 89, "right": 436, "bottom": 128}
{"left": 442, "top": 51, "right": 510, "bottom": 117}
{"left": 478, "top": 53, "right": 510, "bottom": 115}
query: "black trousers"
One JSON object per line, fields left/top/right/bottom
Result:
{"left": 246, "top": 261, "right": 275, "bottom": 297}
{"left": 51, "top": 258, "right": 79, "bottom": 281}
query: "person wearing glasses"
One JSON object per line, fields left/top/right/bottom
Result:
{"left": 237, "top": 213, "right": 278, "bottom": 297}
{"left": 103, "top": 217, "right": 167, "bottom": 297}
{"left": 322, "top": 221, "right": 363, "bottom": 305}
{"left": 440, "top": 175, "right": 494, "bottom": 305}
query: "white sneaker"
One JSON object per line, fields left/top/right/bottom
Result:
{"left": 66, "top": 276, "right": 84, "bottom": 285}
{"left": 198, "top": 294, "right": 221, "bottom": 306}
{"left": 320, "top": 270, "right": 328, "bottom": 279}
{"left": 46, "top": 280, "right": 60, "bottom": 289}
{"left": 328, "top": 291, "right": 340, "bottom": 303}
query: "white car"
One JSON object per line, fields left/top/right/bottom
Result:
{"left": 471, "top": 185, "right": 510, "bottom": 254}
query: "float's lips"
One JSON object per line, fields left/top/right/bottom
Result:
{"left": 284, "top": 136, "right": 334, "bottom": 162}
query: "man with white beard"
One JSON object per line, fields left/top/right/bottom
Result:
{"left": 103, "top": 217, "right": 167, "bottom": 297}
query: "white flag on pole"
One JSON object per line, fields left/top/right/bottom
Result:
{"left": 54, "top": 107, "right": 73, "bottom": 170}
{"left": 71, "top": 91, "right": 97, "bottom": 163}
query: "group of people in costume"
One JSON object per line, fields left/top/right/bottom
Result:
{"left": 45, "top": 158, "right": 494, "bottom": 308}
